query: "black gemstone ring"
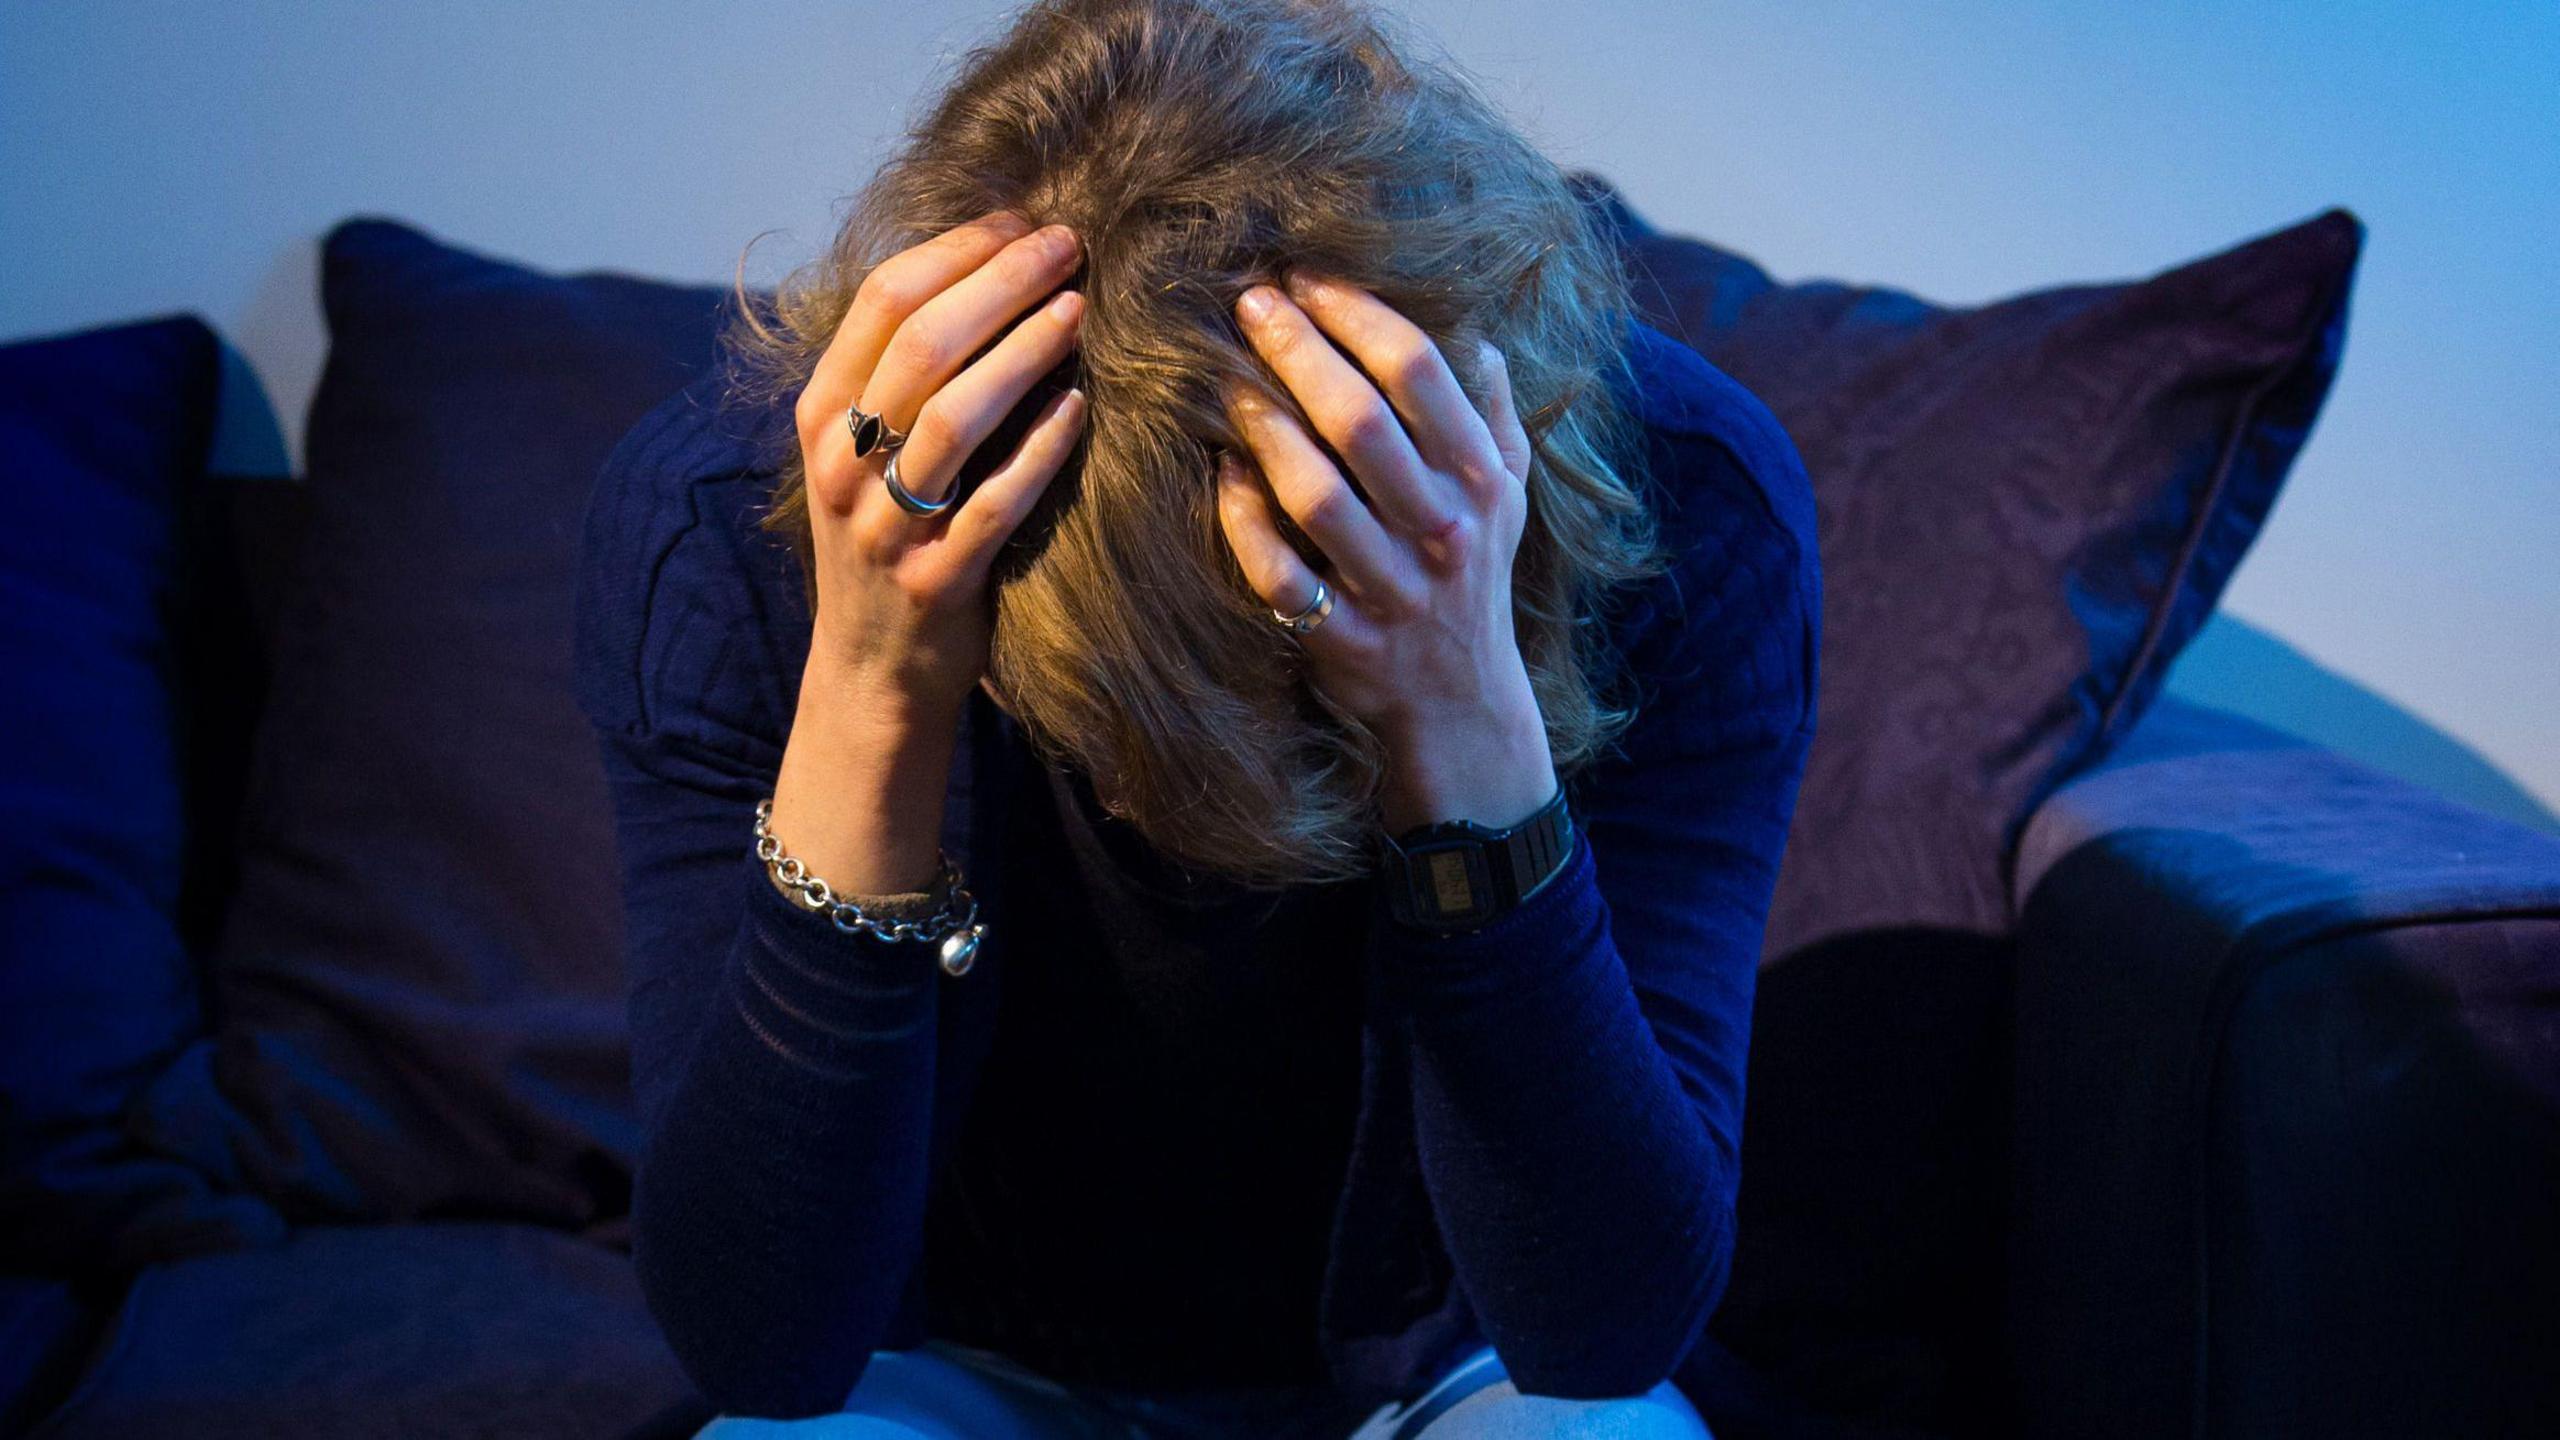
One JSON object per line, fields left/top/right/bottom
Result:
{"left": 846, "top": 400, "right": 908, "bottom": 459}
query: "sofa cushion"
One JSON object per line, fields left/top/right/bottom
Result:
{"left": 129, "top": 219, "right": 731, "bottom": 1227}
{"left": 0, "top": 1273, "right": 123, "bottom": 1439}
{"left": 1564, "top": 175, "right": 2363, "bottom": 1436}
{"left": 0, "top": 315, "right": 290, "bottom": 1275}
{"left": 1573, "top": 172, "right": 2363, "bottom": 961}
{"left": 2008, "top": 695, "right": 2560, "bottom": 1437}
{"left": 24, "top": 1222, "right": 707, "bottom": 1440}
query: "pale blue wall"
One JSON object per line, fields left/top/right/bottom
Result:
{"left": 4, "top": 1, "right": 2551, "bottom": 825}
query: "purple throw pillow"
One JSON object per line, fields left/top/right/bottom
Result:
{"left": 1570, "top": 173, "right": 2361, "bottom": 960}
{"left": 129, "top": 220, "right": 731, "bottom": 1229}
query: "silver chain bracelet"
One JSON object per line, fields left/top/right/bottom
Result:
{"left": 752, "top": 797, "right": 987, "bottom": 976}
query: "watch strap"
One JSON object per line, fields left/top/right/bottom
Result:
{"left": 1378, "top": 784, "right": 1575, "bottom": 934}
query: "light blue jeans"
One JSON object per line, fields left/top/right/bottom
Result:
{"left": 693, "top": 1339, "right": 1711, "bottom": 1439}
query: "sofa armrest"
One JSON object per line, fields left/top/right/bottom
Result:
{"left": 2004, "top": 695, "right": 2560, "bottom": 1440}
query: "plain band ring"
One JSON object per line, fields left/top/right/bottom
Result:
{"left": 845, "top": 400, "right": 908, "bottom": 459}
{"left": 1271, "top": 578, "right": 1334, "bottom": 636}
{"left": 883, "top": 450, "right": 958, "bottom": 518}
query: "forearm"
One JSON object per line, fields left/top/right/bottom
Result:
{"left": 1373, "top": 836, "right": 1744, "bottom": 1397}
{"left": 628, "top": 653, "right": 964, "bottom": 1418}
{"left": 767, "top": 648, "right": 963, "bottom": 896}
{"left": 632, "top": 853, "right": 944, "bottom": 1418}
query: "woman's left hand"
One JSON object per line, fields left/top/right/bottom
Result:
{"left": 1219, "top": 271, "right": 1560, "bottom": 834}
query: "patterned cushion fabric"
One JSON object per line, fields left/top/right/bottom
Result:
{"left": 1569, "top": 171, "right": 2363, "bottom": 961}
{"left": 1565, "top": 172, "right": 2363, "bottom": 1435}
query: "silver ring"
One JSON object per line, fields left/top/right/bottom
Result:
{"left": 883, "top": 449, "right": 958, "bottom": 518}
{"left": 846, "top": 400, "right": 908, "bottom": 459}
{"left": 1271, "top": 578, "right": 1334, "bottom": 636}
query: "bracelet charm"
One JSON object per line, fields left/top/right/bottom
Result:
{"left": 752, "top": 798, "right": 987, "bottom": 976}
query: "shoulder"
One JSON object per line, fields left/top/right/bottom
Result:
{"left": 1598, "top": 315, "right": 1823, "bottom": 746}
{"left": 570, "top": 369, "right": 809, "bottom": 756}
{"left": 1611, "top": 313, "right": 1818, "bottom": 560}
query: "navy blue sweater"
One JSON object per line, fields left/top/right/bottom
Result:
{"left": 570, "top": 314, "right": 1821, "bottom": 1421}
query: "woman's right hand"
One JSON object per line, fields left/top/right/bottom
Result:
{"left": 790, "top": 208, "right": 1090, "bottom": 726}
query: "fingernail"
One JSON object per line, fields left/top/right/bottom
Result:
{"left": 1237, "top": 286, "right": 1276, "bottom": 321}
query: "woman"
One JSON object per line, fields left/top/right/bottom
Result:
{"left": 571, "top": 0, "right": 1820, "bottom": 1434}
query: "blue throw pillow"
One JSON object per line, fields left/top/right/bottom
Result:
{"left": 0, "top": 315, "right": 288, "bottom": 1273}
{"left": 128, "top": 220, "right": 731, "bottom": 1228}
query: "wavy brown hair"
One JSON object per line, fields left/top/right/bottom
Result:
{"left": 720, "top": 0, "right": 1671, "bottom": 888}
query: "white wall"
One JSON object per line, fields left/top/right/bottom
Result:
{"left": 5, "top": 1, "right": 2551, "bottom": 825}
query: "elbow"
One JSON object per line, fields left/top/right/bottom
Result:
{"left": 1499, "top": 1197, "right": 1736, "bottom": 1401}
{"left": 630, "top": 1179, "right": 889, "bottom": 1421}
{"left": 687, "top": 1350, "right": 875, "bottom": 1425}
{"left": 634, "top": 1234, "right": 880, "bottom": 1420}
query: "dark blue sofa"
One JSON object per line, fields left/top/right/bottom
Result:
{"left": 5, "top": 198, "right": 2555, "bottom": 1438}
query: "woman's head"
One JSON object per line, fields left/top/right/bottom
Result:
{"left": 725, "top": 0, "right": 1669, "bottom": 888}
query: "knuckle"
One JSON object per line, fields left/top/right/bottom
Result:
{"left": 793, "top": 392, "right": 830, "bottom": 450}
{"left": 1453, "top": 451, "right": 1509, "bottom": 494}
{"left": 1333, "top": 397, "right": 1399, "bottom": 455}
{"left": 803, "top": 454, "right": 856, "bottom": 514}
{"left": 1383, "top": 337, "right": 1439, "bottom": 393}
{"left": 1415, "top": 505, "right": 1471, "bottom": 549}
{"left": 1004, "top": 232, "right": 1071, "bottom": 285}
{"left": 945, "top": 503, "right": 1009, "bottom": 559}
{"left": 891, "top": 563, "right": 945, "bottom": 608}
{"left": 854, "top": 263, "right": 930, "bottom": 324}
{"left": 1222, "top": 392, "right": 1267, "bottom": 439}
{"left": 847, "top": 509, "right": 902, "bottom": 568}
{"left": 1298, "top": 482, "right": 1359, "bottom": 538}
{"left": 1262, "top": 322, "right": 1313, "bottom": 368}
{"left": 885, "top": 326, "right": 955, "bottom": 386}
{"left": 905, "top": 400, "right": 960, "bottom": 462}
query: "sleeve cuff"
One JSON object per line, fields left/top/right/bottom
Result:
{"left": 765, "top": 857, "right": 952, "bottom": 923}
{"left": 1367, "top": 826, "right": 1607, "bottom": 1008}
{"left": 733, "top": 850, "right": 942, "bottom": 1065}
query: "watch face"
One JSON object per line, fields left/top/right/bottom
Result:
{"left": 1426, "top": 849, "right": 1478, "bottom": 915}
{"left": 1411, "top": 840, "right": 1495, "bottom": 923}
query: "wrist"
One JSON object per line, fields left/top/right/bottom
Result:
{"left": 1376, "top": 675, "right": 1557, "bottom": 834}
{"left": 1373, "top": 772, "right": 1577, "bottom": 936}
{"left": 773, "top": 651, "right": 963, "bottom": 896}
{"left": 800, "top": 643, "right": 970, "bottom": 744}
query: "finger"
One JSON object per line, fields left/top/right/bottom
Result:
{"left": 1473, "top": 337, "right": 1533, "bottom": 486}
{"left": 801, "top": 209, "right": 1031, "bottom": 437}
{"left": 940, "top": 384, "right": 1088, "bottom": 573}
{"left": 858, "top": 223, "right": 1082, "bottom": 434}
{"left": 1224, "top": 385, "right": 1418, "bottom": 614}
{"left": 1215, "top": 449, "right": 1366, "bottom": 649}
{"left": 870, "top": 286, "right": 1085, "bottom": 511}
{"left": 1234, "top": 284, "right": 1453, "bottom": 540}
{"left": 1277, "top": 270, "right": 1511, "bottom": 505}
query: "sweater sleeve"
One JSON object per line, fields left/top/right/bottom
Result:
{"left": 570, "top": 389, "right": 973, "bottom": 1420}
{"left": 1367, "top": 417, "right": 1822, "bottom": 1400}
